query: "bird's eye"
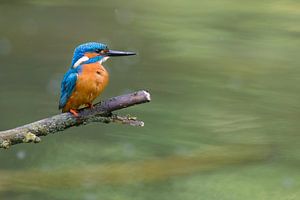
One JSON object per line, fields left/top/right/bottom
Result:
{"left": 100, "top": 49, "right": 109, "bottom": 54}
{"left": 95, "top": 49, "right": 101, "bottom": 53}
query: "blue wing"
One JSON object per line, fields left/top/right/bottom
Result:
{"left": 58, "top": 69, "right": 78, "bottom": 109}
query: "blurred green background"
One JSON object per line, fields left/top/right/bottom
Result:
{"left": 0, "top": 0, "right": 300, "bottom": 199}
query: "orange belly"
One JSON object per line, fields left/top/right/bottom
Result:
{"left": 62, "top": 63, "right": 109, "bottom": 112}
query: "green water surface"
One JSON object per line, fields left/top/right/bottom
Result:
{"left": 0, "top": 0, "right": 300, "bottom": 199}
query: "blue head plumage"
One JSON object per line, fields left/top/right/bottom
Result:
{"left": 71, "top": 42, "right": 108, "bottom": 67}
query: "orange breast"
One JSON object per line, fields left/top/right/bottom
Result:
{"left": 62, "top": 63, "right": 109, "bottom": 112}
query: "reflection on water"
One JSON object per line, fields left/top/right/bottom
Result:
{"left": 0, "top": 145, "right": 269, "bottom": 190}
{"left": 0, "top": 0, "right": 300, "bottom": 199}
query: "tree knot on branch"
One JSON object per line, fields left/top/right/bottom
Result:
{"left": 0, "top": 140, "right": 11, "bottom": 149}
{"left": 23, "top": 132, "right": 41, "bottom": 143}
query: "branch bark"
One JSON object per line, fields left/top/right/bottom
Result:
{"left": 0, "top": 90, "right": 151, "bottom": 149}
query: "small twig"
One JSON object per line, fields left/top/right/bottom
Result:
{"left": 0, "top": 90, "right": 151, "bottom": 149}
{"left": 110, "top": 115, "right": 144, "bottom": 127}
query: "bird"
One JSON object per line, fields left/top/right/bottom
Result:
{"left": 59, "top": 42, "right": 136, "bottom": 116}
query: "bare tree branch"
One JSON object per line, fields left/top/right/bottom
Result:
{"left": 0, "top": 90, "right": 151, "bottom": 149}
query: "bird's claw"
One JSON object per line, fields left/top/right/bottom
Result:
{"left": 70, "top": 109, "right": 79, "bottom": 117}
{"left": 88, "top": 103, "right": 94, "bottom": 109}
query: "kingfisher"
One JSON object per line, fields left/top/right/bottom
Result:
{"left": 59, "top": 42, "right": 136, "bottom": 116}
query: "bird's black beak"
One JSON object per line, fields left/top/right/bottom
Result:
{"left": 106, "top": 50, "right": 136, "bottom": 57}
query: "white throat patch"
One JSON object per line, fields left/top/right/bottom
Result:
{"left": 73, "top": 56, "right": 89, "bottom": 68}
{"left": 99, "top": 56, "right": 109, "bottom": 64}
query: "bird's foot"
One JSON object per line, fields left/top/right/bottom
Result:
{"left": 87, "top": 103, "right": 94, "bottom": 109}
{"left": 70, "top": 109, "right": 79, "bottom": 117}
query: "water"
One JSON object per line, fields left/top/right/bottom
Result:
{"left": 0, "top": 1, "right": 300, "bottom": 199}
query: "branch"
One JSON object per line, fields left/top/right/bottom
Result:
{"left": 0, "top": 90, "right": 151, "bottom": 149}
